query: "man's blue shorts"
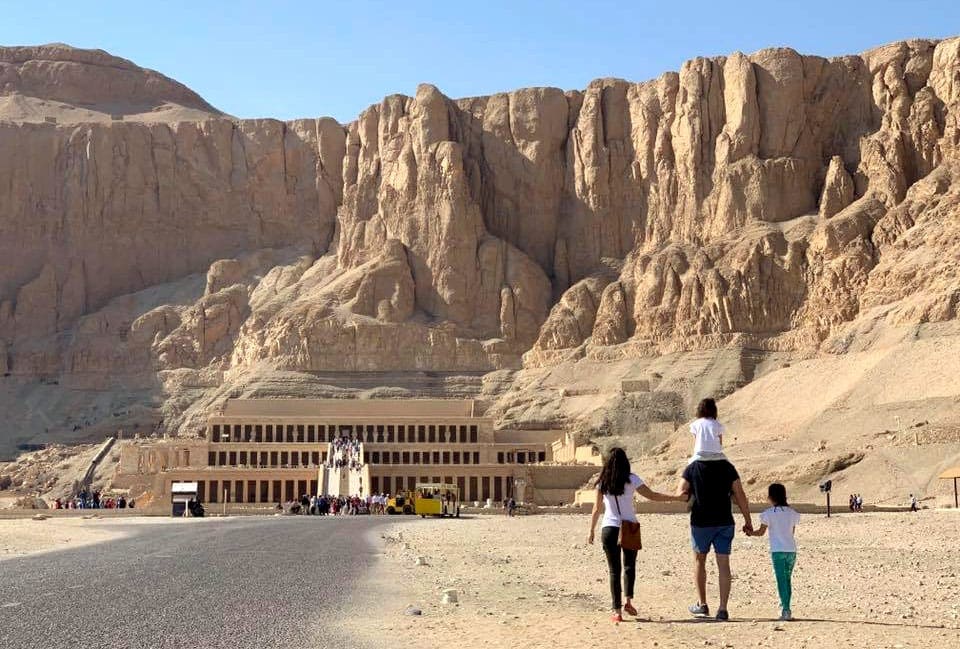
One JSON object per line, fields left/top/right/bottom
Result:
{"left": 691, "top": 525, "right": 735, "bottom": 555}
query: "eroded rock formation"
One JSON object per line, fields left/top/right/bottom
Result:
{"left": 0, "top": 39, "right": 959, "bottom": 448}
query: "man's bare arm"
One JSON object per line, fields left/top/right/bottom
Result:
{"left": 677, "top": 477, "right": 691, "bottom": 500}
{"left": 732, "top": 479, "right": 753, "bottom": 531}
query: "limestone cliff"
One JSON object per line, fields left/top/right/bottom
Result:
{"left": 1, "top": 40, "right": 959, "bottom": 454}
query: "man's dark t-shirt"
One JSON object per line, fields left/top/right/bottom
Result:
{"left": 682, "top": 460, "right": 740, "bottom": 527}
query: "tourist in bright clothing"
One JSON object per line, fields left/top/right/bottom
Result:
{"left": 587, "top": 447, "right": 687, "bottom": 623}
{"left": 748, "top": 483, "right": 801, "bottom": 621}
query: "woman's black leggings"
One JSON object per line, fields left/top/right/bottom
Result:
{"left": 601, "top": 525, "right": 637, "bottom": 610}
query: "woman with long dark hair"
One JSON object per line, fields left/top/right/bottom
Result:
{"left": 588, "top": 447, "right": 686, "bottom": 623}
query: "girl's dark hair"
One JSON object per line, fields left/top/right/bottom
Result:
{"left": 768, "top": 483, "right": 788, "bottom": 507}
{"left": 596, "top": 447, "right": 631, "bottom": 496}
{"left": 696, "top": 398, "right": 718, "bottom": 419}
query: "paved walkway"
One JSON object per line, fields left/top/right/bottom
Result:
{"left": 0, "top": 516, "right": 388, "bottom": 649}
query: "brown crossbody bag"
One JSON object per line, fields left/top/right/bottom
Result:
{"left": 614, "top": 493, "right": 643, "bottom": 550}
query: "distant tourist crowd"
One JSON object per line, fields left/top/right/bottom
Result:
{"left": 53, "top": 489, "right": 134, "bottom": 510}
{"left": 327, "top": 437, "right": 363, "bottom": 472}
{"left": 282, "top": 492, "right": 395, "bottom": 515}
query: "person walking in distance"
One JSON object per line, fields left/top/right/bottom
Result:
{"left": 679, "top": 454, "right": 754, "bottom": 621}
{"left": 587, "top": 447, "right": 687, "bottom": 623}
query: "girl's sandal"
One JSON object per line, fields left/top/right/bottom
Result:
{"left": 611, "top": 613, "right": 623, "bottom": 624}
{"left": 623, "top": 603, "right": 638, "bottom": 616}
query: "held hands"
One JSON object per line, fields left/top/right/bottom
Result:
{"left": 741, "top": 522, "right": 754, "bottom": 536}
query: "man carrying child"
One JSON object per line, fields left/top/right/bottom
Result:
{"left": 678, "top": 398, "right": 754, "bottom": 622}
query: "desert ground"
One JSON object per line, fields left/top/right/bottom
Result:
{"left": 1, "top": 516, "right": 383, "bottom": 649}
{"left": 0, "top": 516, "right": 126, "bottom": 559}
{"left": 355, "top": 512, "right": 959, "bottom": 649}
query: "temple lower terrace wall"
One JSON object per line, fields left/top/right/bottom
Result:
{"left": 113, "top": 399, "right": 601, "bottom": 507}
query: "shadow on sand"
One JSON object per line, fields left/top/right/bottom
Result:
{"left": 627, "top": 617, "right": 948, "bottom": 630}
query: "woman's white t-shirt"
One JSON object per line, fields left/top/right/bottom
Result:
{"left": 599, "top": 474, "right": 643, "bottom": 528}
{"left": 690, "top": 418, "right": 725, "bottom": 454}
{"left": 759, "top": 506, "right": 801, "bottom": 552}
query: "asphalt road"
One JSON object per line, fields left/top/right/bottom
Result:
{"left": 0, "top": 516, "right": 389, "bottom": 649}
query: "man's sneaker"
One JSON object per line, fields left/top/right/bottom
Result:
{"left": 688, "top": 603, "right": 709, "bottom": 617}
{"left": 779, "top": 609, "right": 793, "bottom": 621}
{"left": 715, "top": 609, "right": 729, "bottom": 622}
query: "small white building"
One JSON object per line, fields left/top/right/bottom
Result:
{"left": 170, "top": 481, "right": 199, "bottom": 516}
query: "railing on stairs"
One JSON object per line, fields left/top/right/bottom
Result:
{"left": 71, "top": 436, "right": 116, "bottom": 497}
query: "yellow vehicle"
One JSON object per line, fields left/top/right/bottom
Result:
{"left": 413, "top": 482, "right": 460, "bottom": 518}
{"left": 385, "top": 491, "right": 415, "bottom": 515}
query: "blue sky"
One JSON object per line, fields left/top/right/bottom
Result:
{"left": 2, "top": 1, "right": 958, "bottom": 122}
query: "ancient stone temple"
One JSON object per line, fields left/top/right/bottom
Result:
{"left": 115, "top": 399, "right": 600, "bottom": 507}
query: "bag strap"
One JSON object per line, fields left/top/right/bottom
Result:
{"left": 613, "top": 477, "right": 637, "bottom": 523}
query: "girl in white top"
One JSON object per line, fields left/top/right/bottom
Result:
{"left": 587, "top": 447, "right": 686, "bottom": 623}
{"left": 689, "top": 397, "right": 727, "bottom": 462}
{"left": 748, "top": 483, "right": 801, "bottom": 621}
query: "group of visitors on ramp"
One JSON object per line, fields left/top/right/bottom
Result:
{"left": 587, "top": 398, "right": 800, "bottom": 624}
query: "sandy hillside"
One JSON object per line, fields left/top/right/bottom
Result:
{"left": 626, "top": 324, "right": 960, "bottom": 506}
{"left": 0, "top": 43, "right": 222, "bottom": 123}
{"left": 0, "top": 92, "right": 221, "bottom": 123}
{"left": 0, "top": 441, "right": 124, "bottom": 503}
{"left": 354, "top": 513, "right": 960, "bottom": 649}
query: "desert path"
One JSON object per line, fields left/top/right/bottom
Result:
{"left": 0, "top": 516, "right": 388, "bottom": 649}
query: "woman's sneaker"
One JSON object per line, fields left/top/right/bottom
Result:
{"left": 715, "top": 609, "right": 729, "bottom": 622}
{"left": 779, "top": 609, "right": 793, "bottom": 621}
{"left": 688, "top": 603, "right": 709, "bottom": 617}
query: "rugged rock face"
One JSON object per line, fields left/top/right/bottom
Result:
{"left": 1, "top": 39, "right": 959, "bottom": 451}
{"left": 0, "top": 118, "right": 339, "bottom": 376}
{"left": 0, "top": 44, "right": 216, "bottom": 113}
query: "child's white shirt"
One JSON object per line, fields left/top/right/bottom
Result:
{"left": 690, "top": 418, "right": 724, "bottom": 455}
{"left": 759, "top": 506, "right": 801, "bottom": 552}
